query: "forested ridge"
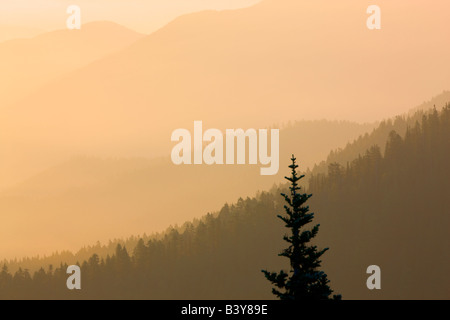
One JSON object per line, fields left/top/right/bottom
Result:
{"left": 310, "top": 104, "right": 445, "bottom": 176}
{"left": 0, "top": 106, "right": 448, "bottom": 299}
{"left": 309, "top": 105, "right": 450, "bottom": 299}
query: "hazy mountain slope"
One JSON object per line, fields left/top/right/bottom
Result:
{"left": 0, "top": 21, "right": 144, "bottom": 107}
{"left": 0, "top": 21, "right": 144, "bottom": 188}
{"left": 408, "top": 90, "right": 450, "bottom": 115}
{"left": 1, "top": 0, "right": 449, "bottom": 189}
{"left": 312, "top": 92, "right": 450, "bottom": 175}
{"left": 0, "top": 119, "right": 374, "bottom": 259}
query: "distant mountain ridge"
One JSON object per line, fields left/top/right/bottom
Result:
{"left": 0, "top": 21, "right": 144, "bottom": 107}
{"left": 0, "top": 21, "right": 145, "bottom": 188}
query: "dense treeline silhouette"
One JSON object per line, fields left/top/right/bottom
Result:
{"left": 2, "top": 236, "right": 149, "bottom": 276}
{"left": 0, "top": 106, "right": 448, "bottom": 299}
{"left": 0, "top": 191, "right": 288, "bottom": 299}
{"left": 308, "top": 105, "right": 450, "bottom": 299}
{"left": 310, "top": 107, "right": 441, "bottom": 176}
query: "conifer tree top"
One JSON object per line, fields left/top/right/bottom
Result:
{"left": 262, "top": 155, "right": 338, "bottom": 300}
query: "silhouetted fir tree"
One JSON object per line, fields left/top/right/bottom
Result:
{"left": 262, "top": 155, "right": 338, "bottom": 300}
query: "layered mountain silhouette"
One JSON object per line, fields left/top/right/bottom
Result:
{"left": 0, "top": 22, "right": 144, "bottom": 187}
{"left": 1, "top": 0, "right": 449, "bottom": 189}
